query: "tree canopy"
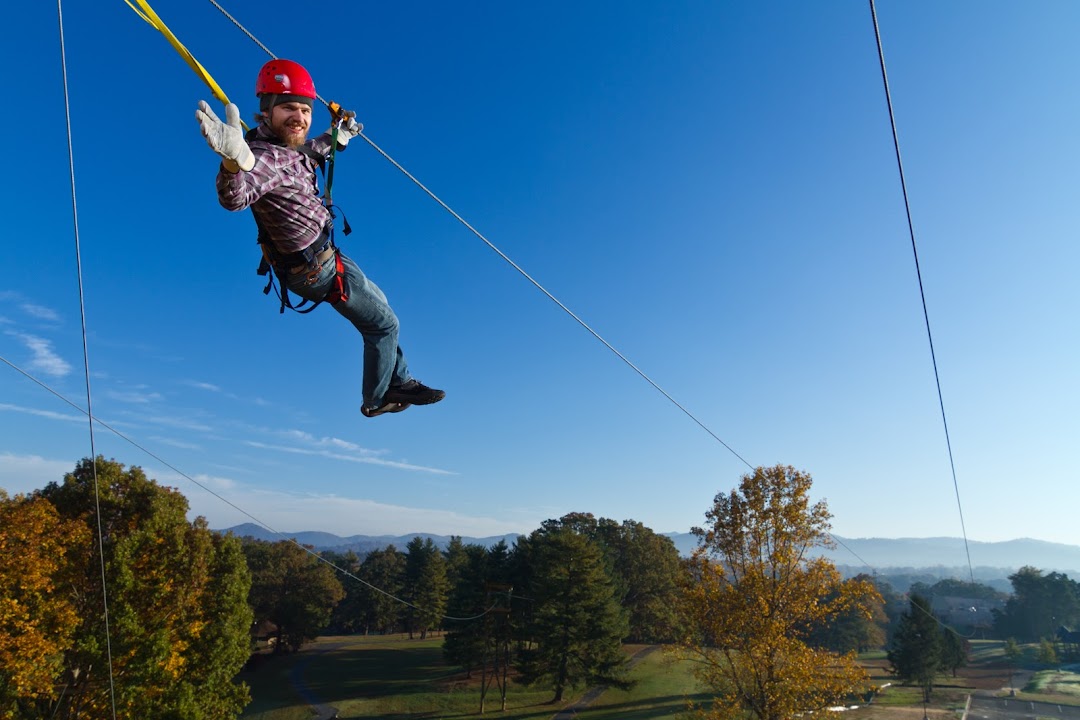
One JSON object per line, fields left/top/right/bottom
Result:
{"left": 2, "top": 457, "right": 253, "bottom": 719}
{"left": 243, "top": 538, "right": 345, "bottom": 653}
{"left": 0, "top": 493, "right": 88, "bottom": 717}
{"left": 887, "top": 594, "right": 943, "bottom": 701}
{"left": 680, "top": 464, "right": 876, "bottom": 720}
{"left": 516, "top": 516, "right": 630, "bottom": 702}
{"left": 993, "top": 566, "right": 1080, "bottom": 643}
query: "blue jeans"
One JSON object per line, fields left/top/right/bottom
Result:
{"left": 285, "top": 251, "right": 411, "bottom": 407}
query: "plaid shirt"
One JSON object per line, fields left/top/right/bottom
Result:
{"left": 216, "top": 124, "right": 335, "bottom": 254}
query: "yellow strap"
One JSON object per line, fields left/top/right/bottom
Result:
{"left": 124, "top": 0, "right": 249, "bottom": 130}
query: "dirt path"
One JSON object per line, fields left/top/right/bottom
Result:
{"left": 288, "top": 639, "right": 350, "bottom": 720}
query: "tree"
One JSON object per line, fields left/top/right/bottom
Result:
{"left": 993, "top": 567, "right": 1080, "bottom": 643}
{"left": 872, "top": 577, "right": 911, "bottom": 639}
{"left": 910, "top": 578, "right": 1006, "bottom": 603}
{"left": 1003, "top": 637, "right": 1022, "bottom": 692}
{"left": 595, "top": 518, "right": 685, "bottom": 643}
{"left": 442, "top": 539, "right": 516, "bottom": 712}
{"left": 680, "top": 465, "right": 875, "bottom": 720}
{"left": 887, "top": 595, "right": 942, "bottom": 701}
{"left": 0, "top": 493, "right": 89, "bottom": 718}
{"left": 806, "top": 575, "right": 888, "bottom": 653}
{"left": 184, "top": 530, "right": 258, "bottom": 718}
{"left": 359, "top": 546, "right": 406, "bottom": 634}
{"left": 1037, "top": 637, "right": 1058, "bottom": 665}
{"left": 443, "top": 543, "right": 492, "bottom": 676}
{"left": 443, "top": 536, "right": 470, "bottom": 596}
{"left": 517, "top": 520, "right": 629, "bottom": 702}
{"left": 243, "top": 538, "right": 345, "bottom": 653}
{"left": 940, "top": 627, "right": 969, "bottom": 677}
{"left": 15, "top": 457, "right": 253, "bottom": 719}
{"left": 323, "top": 550, "right": 365, "bottom": 635}
{"left": 403, "top": 537, "right": 448, "bottom": 639}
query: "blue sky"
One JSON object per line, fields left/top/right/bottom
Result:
{"left": 3, "top": 1, "right": 1077, "bottom": 555}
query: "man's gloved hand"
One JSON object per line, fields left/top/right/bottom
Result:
{"left": 196, "top": 101, "right": 255, "bottom": 173}
{"left": 334, "top": 111, "right": 363, "bottom": 150}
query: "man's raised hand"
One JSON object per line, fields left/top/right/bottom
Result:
{"left": 196, "top": 101, "right": 255, "bottom": 172}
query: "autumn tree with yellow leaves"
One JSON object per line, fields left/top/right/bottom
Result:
{"left": 0, "top": 492, "right": 89, "bottom": 717}
{"left": 0, "top": 457, "right": 253, "bottom": 720}
{"left": 679, "top": 465, "right": 879, "bottom": 720}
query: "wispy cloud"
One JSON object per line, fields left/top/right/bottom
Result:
{"left": 0, "top": 455, "right": 516, "bottom": 539}
{"left": 0, "top": 402, "right": 137, "bottom": 435}
{"left": 180, "top": 379, "right": 274, "bottom": 409}
{"left": 182, "top": 484, "right": 524, "bottom": 537}
{"left": 271, "top": 429, "right": 382, "bottom": 456}
{"left": 150, "top": 468, "right": 239, "bottom": 500}
{"left": 208, "top": 463, "right": 256, "bottom": 475}
{"left": 21, "top": 303, "right": 61, "bottom": 323}
{"left": 0, "top": 453, "right": 74, "bottom": 495}
{"left": 141, "top": 415, "right": 214, "bottom": 433}
{"left": 245, "top": 440, "right": 455, "bottom": 475}
{"left": 8, "top": 333, "right": 71, "bottom": 377}
{"left": 183, "top": 380, "right": 222, "bottom": 393}
{"left": 0, "top": 403, "right": 83, "bottom": 423}
{"left": 148, "top": 436, "right": 203, "bottom": 451}
{"left": 106, "top": 389, "right": 164, "bottom": 404}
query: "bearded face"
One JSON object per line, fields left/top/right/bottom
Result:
{"left": 268, "top": 102, "right": 312, "bottom": 147}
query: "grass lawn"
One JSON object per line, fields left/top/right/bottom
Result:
{"left": 241, "top": 635, "right": 1080, "bottom": 719}
{"left": 241, "top": 636, "right": 707, "bottom": 720}
{"left": 569, "top": 646, "right": 712, "bottom": 719}
{"left": 968, "top": 640, "right": 1007, "bottom": 663}
{"left": 1028, "top": 670, "right": 1080, "bottom": 696}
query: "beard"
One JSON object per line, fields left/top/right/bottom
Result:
{"left": 271, "top": 118, "right": 309, "bottom": 147}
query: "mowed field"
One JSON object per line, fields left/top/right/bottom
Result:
{"left": 240, "top": 635, "right": 711, "bottom": 720}
{"left": 240, "top": 637, "right": 1079, "bottom": 720}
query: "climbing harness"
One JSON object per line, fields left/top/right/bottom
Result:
{"left": 246, "top": 121, "right": 355, "bottom": 314}
{"left": 125, "top": 0, "right": 357, "bottom": 315}
{"left": 256, "top": 222, "right": 349, "bottom": 314}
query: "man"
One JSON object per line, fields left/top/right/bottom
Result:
{"left": 195, "top": 59, "right": 444, "bottom": 418}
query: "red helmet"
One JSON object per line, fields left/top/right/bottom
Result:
{"left": 255, "top": 59, "right": 316, "bottom": 100}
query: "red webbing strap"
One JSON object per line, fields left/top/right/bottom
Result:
{"left": 324, "top": 251, "right": 348, "bottom": 305}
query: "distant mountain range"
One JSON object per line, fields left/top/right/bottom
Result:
{"left": 220, "top": 523, "right": 1080, "bottom": 576}
{"left": 222, "top": 524, "right": 523, "bottom": 558}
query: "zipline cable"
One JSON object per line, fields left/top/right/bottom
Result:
{"left": 6, "top": 352, "right": 977, "bottom": 642}
{"left": 125, "top": 0, "right": 241, "bottom": 123}
{"left": 868, "top": 0, "right": 975, "bottom": 586}
{"left": 56, "top": 1, "right": 119, "bottom": 717}
{"left": 121, "top": 0, "right": 970, "bottom": 619}
{"left": 201, "top": 0, "right": 753, "bottom": 471}
{"left": 0, "top": 354, "right": 497, "bottom": 624}
{"left": 200, "top": 0, "right": 904, "bottom": 581}
{"left": 169, "top": 0, "right": 877, "bottom": 575}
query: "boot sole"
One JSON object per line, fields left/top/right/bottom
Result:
{"left": 361, "top": 403, "right": 410, "bottom": 418}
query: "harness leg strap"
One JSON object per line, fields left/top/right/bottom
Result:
{"left": 324, "top": 250, "right": 348, "bottom": 305}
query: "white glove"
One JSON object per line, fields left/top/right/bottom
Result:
{"left": 196, "top": 101, "right": 255, "bottom": 173}
{"left": 334, "top": 112, "right": 363, "bottom": 149}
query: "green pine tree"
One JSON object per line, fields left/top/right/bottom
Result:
{"left": 359, "top": 546, "right": 406, "bottom": 634}
{"left": 404, "top": 537, "right": 448, "bottom": 639}
{"left": 517, "top": 523, "right": 630, "bottom": 702}
{"left": 940, "top": 628, "right": 969, "bottom": 677}
{"left": 887, "top": 594, "right": 943, "bottom": 701}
